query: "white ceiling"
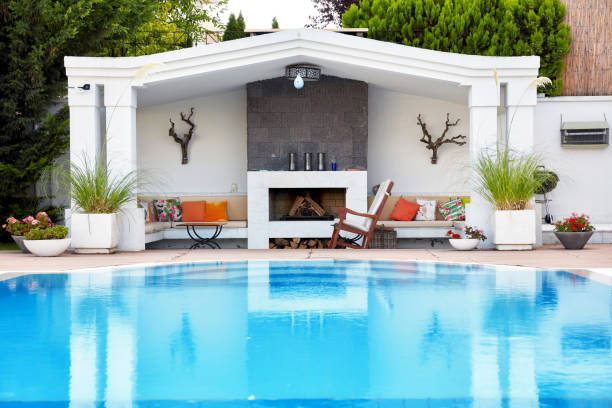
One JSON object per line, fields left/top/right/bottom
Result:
{"left": 137, "top": 55, "right": 470, "bottom": 107}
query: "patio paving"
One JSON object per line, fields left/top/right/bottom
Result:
{"left": 1, "top": 245, "right": 612, "bottom": 276}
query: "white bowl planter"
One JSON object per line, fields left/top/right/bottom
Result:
{"left": 494, "top": 209, "right": 536, "bottom": 251}
{"left": 24, "top": 238, "right": 71, "bottom": 257}
{"left": 449, "top": 238, "right": 480, "bottom": 251}
{"left": 71, "top": 213, "right": 120, "bottom": 254}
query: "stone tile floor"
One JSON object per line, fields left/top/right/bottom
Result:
{"left": 1, "top": 245, "right": 612, "bottom": 281}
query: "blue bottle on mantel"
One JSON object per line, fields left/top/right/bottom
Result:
{"left": 331, "top": 159, "right": 337, "bottom": 171}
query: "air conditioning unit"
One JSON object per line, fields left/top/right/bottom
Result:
{"left": 561, "top": 118, "right": 609, "bottom": 147}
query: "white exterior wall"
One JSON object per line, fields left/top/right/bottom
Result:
{"left": 534, "top": 96, "right": 612, "bottom": 223}
{"left": 368, "top": 87, "right": 470, "bottom": 195}
{"left": 137, "top": 88, "right": 247, "bottom": 195}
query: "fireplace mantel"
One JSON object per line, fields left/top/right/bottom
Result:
{"left": 247, "top": 171, "right": 368, "bottom": 249}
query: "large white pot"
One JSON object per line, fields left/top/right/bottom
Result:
{"left": 71, "top": 213, "right": 120, "bottom": 254}
{"left": 24, "top": 238, "right": 71, "bottom": 257}
{"left": 494, "top": 209, "right": 536, "bottom": 251}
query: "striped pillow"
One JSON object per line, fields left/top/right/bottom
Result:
{"left": 439, "top": 199, "right": 465, "bottom": 221}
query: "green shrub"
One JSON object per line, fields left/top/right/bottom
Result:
{"left": 25, "top": 226, "right": 68, "bottom": 240}
{"left": 343, "top": 0, "right": 571, "bottom": 95}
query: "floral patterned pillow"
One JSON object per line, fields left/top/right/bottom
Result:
{"left": 415, "top": 199, "right": 437, "bottom": 221}
{"left": 153, "top": 199, "right": 182, "bottom": 222}
{"left": 439, "top": 199, "right": 465, "bottom": 221}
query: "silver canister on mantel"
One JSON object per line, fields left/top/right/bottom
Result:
{"left": 289, "top": 153, "right": 296, "bottom": 171}
{"left": 317, "top": 152, "right": 325, "bottom": 171}
{"left": 304, "top": 153, "right": 313, "bottom": 171}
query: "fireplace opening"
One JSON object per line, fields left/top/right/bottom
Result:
{"left": 269, "top": 188, "right": 346, "bottom": 221}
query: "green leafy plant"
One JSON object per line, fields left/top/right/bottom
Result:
{"left": 446, "top": 226, "right": 487, "bottom": 241}
{"left": 554, "top": 213, "right": 594, "bottom": 232}
{"left": 223, "top": 12, "right": 246, "bottom": 41}
{"left": 3, "top": 212, "right": 54, "bottom": 236}
{"left": 24, "top": 225, "right": 68, "bottom": 240}
{"left": 474, "top": 149, "right": 551, "bottom": 211}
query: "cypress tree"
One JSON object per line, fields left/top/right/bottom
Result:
{"left": 223, "top": 12, "right": 246, "bottom": 41}
{"left": 272, "top": 17, "right": 280, "bottom": 29}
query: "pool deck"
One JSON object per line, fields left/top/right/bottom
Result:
{"left": 1, "top": 245, "right": 612, "bottom": 279}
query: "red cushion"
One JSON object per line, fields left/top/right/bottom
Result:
{"left": 390, "top": 197, "right": 420, "bottom": 221}
{"left": 182, "top": 201, "right": 207, "bottom": 222}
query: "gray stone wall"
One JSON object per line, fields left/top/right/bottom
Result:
{"left": 247, "top": 75, "right": 367, "bottom": 171}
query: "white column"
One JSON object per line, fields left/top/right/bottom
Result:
{"left": 507, "top": 79, "right": 541, "bottom": 247}
{"left": 67, "top": 83, "right": 103, "bottom": 235}
{"left": 467, "top": 82, "right": 499, "bottom": 248}
{"left": 104, "top": 83, "right": 145, "bottom": 251}
{"left": 506, "top": 79, "right": 536, "bottom": 154}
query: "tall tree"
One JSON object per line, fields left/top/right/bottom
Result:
{"left": 309, "top": 0, "right": 360, "bottom": 27}
{"left": 0, "top": 0, "right": 225, "bottom": 240}
{"left": 272, "top": 16, "right": 280, "bottom": 29}
{"left": 342, "top": 0, "right": 570, "bottom": 95}
{"left": 223, "top": 11, "right": 246, "bottom": 41}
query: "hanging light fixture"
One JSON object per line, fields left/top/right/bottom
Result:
{"left": 285, "top": 64, "right": 321, "bottom": 89}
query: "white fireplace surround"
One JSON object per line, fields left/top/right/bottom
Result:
{"left": 247, "top": 171, "right": 368, "bottom": 249}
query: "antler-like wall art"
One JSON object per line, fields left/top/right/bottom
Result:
{"left": 416, "top": 113, "right": 467, "bottom": 164}
{"left": 169, "top": 107, "right": 195, "bottom": 165}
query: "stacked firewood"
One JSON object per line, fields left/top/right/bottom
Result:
{"left": 289, "top": 192, "right": 326, "bottom": 217}
{"left": 269, "top": 238, "right": 329, "bottom": 249}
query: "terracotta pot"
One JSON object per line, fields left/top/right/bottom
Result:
{"left": 449, "top": 238, "right": 480, "bottom": 251}
{"left": 11, "top": 235, "right": 30, "bottom": 253}
{"left": 23, "top": 238, "right": 71, "bottom": 257}
{"left": 554, "top": 231, "right": 594, "bottom": 250}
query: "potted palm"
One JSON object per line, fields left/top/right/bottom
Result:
{"left": 23, "top": 225, "right": 70, "bottom": 257}
{"left": 554, "top": 213, "right": 595, "bottom": 249}
{"left": 475, "top": 149, "right": 551, "bottom": 250}
{"left": 63, "top": 157, "right": 138, "bottom": 254}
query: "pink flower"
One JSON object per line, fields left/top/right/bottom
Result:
{"left": 23, "top": 216, "right": 34, "bottom": 223}
{"left": 2, "top": 224, "right": 5, "bottom": 229}
{"left": 37, "top": 211, "right": 48, "bottom": 217}
{"left": 7, "top": 217, "right": 17, "bottom": 224}
{"left": 31, "top": 220, "right": 39, "bottom": 225}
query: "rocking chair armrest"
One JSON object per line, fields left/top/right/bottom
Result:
{"left": 338, "top": 207, "right": 377, "bottom": 220}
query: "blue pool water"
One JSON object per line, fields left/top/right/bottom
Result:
{"left": 1, "top": 261, "right": 611, "bottom": 407}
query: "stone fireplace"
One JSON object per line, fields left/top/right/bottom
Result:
{"left": 245, "top": 74, "right": 369, "bottom": 248}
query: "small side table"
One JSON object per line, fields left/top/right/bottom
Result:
{"left": 175, "top": 222, "right": 227, "bottom": 249}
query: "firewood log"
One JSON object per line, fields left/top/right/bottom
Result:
{"left": 275, "top": 238, "right": 290, "bottom": 247}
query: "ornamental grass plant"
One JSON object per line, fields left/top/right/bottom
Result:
{"left": 474, "top": 149, "right": 550, "bottom": 211}
{"left": 66, "top": 157, "right": 139, "bottom": 214}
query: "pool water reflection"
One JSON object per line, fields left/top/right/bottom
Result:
{"left": 0, "top": 261, "right": 611, "bottom": 407}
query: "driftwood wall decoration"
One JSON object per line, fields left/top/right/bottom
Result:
{"left": 417, "top": 113, "right": 467, "bottom": 164}
{"left": 169, "top": 107, "right": 195, "bottom": 165}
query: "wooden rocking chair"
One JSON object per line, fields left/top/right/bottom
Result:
{"left": 329, "top": 180, "right": 394, "bottom": 249}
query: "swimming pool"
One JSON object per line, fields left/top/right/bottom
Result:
{"left": 0, "top": 260, "right": 611, "bottom": 407}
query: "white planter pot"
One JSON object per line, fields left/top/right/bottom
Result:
{"left": 24, "top": 238, "right": 71, "bottom": 257}
{"left": 71, "top": 213, "right": 120, "bottom": 254}
{"left": 494, "top": 209, "right": 536, "bottom": 251}
{"left": 449, "top": 238, "right": 480, "bottom": 251}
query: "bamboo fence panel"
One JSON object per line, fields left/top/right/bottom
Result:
{"left": 560, "top": 0, "right": 612, "bottom": 96}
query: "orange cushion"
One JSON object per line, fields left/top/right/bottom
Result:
{"left": 390, "top": 197, "right": 420, "bottom": 221}
{"left": 204, "top": 201, "right": 228, "bottom": 222}
{"left": 182, "top": 200, "right": 207, "bottom": 222}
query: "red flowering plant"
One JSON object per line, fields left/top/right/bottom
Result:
{"left": 446, "top": 226, "right": 487, "bottom": 241}
{"left": 554, "top": 213, "right": 594, "bottom": 232}
{"left": 2, "top": 212, "right": 54, "bottom": 236}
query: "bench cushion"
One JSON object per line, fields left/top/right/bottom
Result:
{"left": 371, "top": 195, "right": 469, "bottom": 221}
{"left": 181, "top": 196, "right": 246, "bottom": 221}
{"left": 378, "top": 220, "right": 454, "bottom": 228}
